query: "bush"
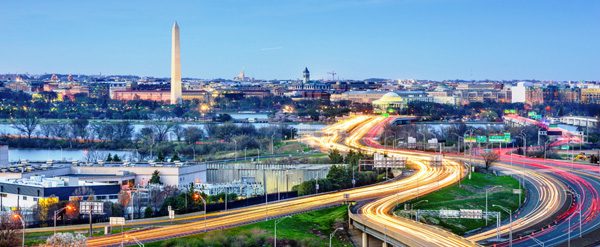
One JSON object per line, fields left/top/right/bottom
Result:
{"left": 144, "top": 207, "right": 153, "bottom": 218}
{"left": 45, "top": 232, "right": 87, "bottom": 247}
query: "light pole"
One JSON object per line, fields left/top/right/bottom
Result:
{"left": 271, "top": 134, "right": 275, "bottom": 155}
{"left": 54, "top": 205, "right": 74, "bottom": 235}
{"left": 493, "top": 204, "right": 512, "bottom": 247}
{"left": 417, "top": 132, "right": 426, "bottom": 151}
{"left": 13, "top": 213, "right": 25, "bottom": 247}
{"left": 329, "top": 227, "right": 344, "bottom": 247}
{"left": 233, "top": 139, "right": 237, "bottom": 161}
{"left": 486, "top": 185, "right": 502, "bottom": 225}
{"left": 452, "top": 133, "right": 463, "bottom": 154}
{"left": 564, "top": 189, "right": 582, "bottom": 238}
{"left": 194, "top": 193, "right": 207, "bottom": 232}
{"left": 274, "top": 216, "right": 291, "bottom": 247}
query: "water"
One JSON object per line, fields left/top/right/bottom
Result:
{"left": 8, "top": 148, "right": 133, "bottom": 162}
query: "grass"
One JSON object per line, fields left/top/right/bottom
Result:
{"left": 25, "top": 227, "right": 134, "bottom": 246}
{"left": 396, "top": 172, "right": 524, "bottom": 236}
{"left": 144, "top": 206, "right": 353, "bottom": 247}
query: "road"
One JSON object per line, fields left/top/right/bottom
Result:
{"left": 343, "top": 115, "right": 569, "bottom": 247}
{"left": 84, "top": 116, "right": 462, "bottom": 246}
{"left": 352, "top": 115, "right": 600, "bottom": 246}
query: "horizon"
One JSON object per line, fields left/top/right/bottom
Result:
{"left": 1, "top": 1, "right": 599, "bottom": 81}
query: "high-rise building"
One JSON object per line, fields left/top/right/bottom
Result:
{"left": 170, "top": 22, "right": 182, "bottom": 104}
{"left": 511, "top": 82, "right": 527, "bottom": 103}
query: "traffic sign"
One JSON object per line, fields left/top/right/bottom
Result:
{"left": 80, "top": 201, "right": 104, "bottom": 215}
{"left": 460, "top": 209, "right": 483, "bottom": 219}
{"left": 109, "top": 217, "right": 125, "bottom": 226}
{"left": 476, "top": 136, "right": 487, "bottom": 143}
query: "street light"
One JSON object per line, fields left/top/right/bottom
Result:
{"left": 193, "top": 192, "right": 207, "bottom": 232}
{"left": 274, "top": 216, "right": 291, "bottom": 247}
{"left": 486, "top": 186, "right": 502, "bottom": 225}
{"left": 54, "top": 205, "right": 74, "bottom": 235}
{"left": 451, "top": 133, "right": 463, "bottom": 154}
{"left": 493, "top": 204, "right": 512, "bottom": 247}
{"left": 12, "top": 213, "right": 25, "bottom": 247}
{"left": 329, "top": 227, "right": 344, "bottom": 247}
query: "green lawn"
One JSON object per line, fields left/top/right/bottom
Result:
{"left": 396, "top": 172, "right": 524, "bottom": 236}
{"left": 25, "top": 227, "right": 134, "bottom": 246}
{"left": 145, "top": 206, "right": 352, "bottom": 247}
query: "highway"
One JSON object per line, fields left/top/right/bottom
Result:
{"left": 344, "top": 115, "right": 569, "bottom": 247}
{"left": 85, "top": 115, "right": 464, "bottom": 246}
{"left": 352, "top": 115, "right": 600, "bottom": 246}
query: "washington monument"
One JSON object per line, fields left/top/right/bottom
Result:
{"left": 170, "top": 22, "right": 182, "bottom": 104}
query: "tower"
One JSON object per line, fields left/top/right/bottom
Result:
{"left": 302, "top": 67, "right": 310, "bottom": 84}
{"left": 170, "top": 22, "right": 183, "bottom": 104}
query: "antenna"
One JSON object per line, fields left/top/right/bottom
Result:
{"left": 327, "top": 71, "right": 337, "bottom": 81}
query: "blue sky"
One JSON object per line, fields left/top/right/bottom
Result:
{"left": 1, "top": 0, "right": 598, "bottom": 80}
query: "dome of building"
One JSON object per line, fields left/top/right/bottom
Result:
{"left": 381, "top": 92, "right": 400, "bottom": 99}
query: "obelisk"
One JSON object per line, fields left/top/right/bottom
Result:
{"left": 170, "top": 22, "right": 182, "bottom": 104}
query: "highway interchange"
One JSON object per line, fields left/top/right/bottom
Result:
{"left": 36, "top": 115, "right": 600, "bottom": 246}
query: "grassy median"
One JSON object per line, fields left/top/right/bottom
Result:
{"left": 144, "top": 206, "right": 353, "bottom": 247}
{"left": 396, "top": 172, "right": 524, "bottom": 236}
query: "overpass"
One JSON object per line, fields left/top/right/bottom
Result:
{"left": 559, "top": 116, "right": 598, "bottom": 128}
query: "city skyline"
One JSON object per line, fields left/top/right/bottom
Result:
{"left": 1, "top": 1, "right": 599, "bottom": 81}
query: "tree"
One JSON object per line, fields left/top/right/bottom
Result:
{"left": 184, "top": 126, "right": 203, "bottom": 144}
{"left": 152, "top": 123, "right": 174, "bottom": 142}
{"left": 112, "top": 154, "right": 122, "bottom": 162}
{"left": 11, "top": 113, "right": 40, "bottom": 139}
{"left": 171, "top": 124, "right": 185, "bottom": 142}
{"left": 70, "top": 118, "right": 89, "bottom": 140}
{"left": 106, "top": 153, "right": 113, "bottom": 162}
{"left": 481, "top": 151, "right": 500, "bottom": 170}
{"left": 156, "top": 151, "right": 166, "bottom": 162}
{"left": 0, "top": 214, "right": 20, "bottom": 247}
{"left": 328, "top": 149, "right": 344, "bottom": 164}
{"left": 38, "top": 124, "right": 55, "bottom": 138}
{"left": 171, "top": 153, "right": 180, "bottom": 161}
{"left": 149, "top": 170, "right": 162, "bottom": 185}
{"left": 144, "top": 207, "right": 154, "bottom": 218}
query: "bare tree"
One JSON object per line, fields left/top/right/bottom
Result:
{"left": 11, "top": 114, "right": 39, "bottom": 139}
{"left": 0, "top": 214, "right": 21, "bottom": 247}
{"left": 481, "top": 151, "right": 500, "bottom": 170}
{"left": 171, "top": 124, "right": 185, "bottom": 142}
{"left": 152, "top": 123, "right": 174, "bottom": 142}
{"left": 38, "top": 124, "right": 55, "bottom": 138}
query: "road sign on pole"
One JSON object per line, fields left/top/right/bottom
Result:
{"left": 109, "top": 217, "right": 125, "bottom": 226}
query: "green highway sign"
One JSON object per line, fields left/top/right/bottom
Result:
{"left": 476, "top": 136, "right": 487, "bottom": 143}
{"left": 464, "top": 136, "right": 477, "bottom": 143}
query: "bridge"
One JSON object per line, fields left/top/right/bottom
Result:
{"left": 559, "top": 116, "right": 598, "bottom": 128}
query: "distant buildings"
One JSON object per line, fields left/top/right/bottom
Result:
{"left": 581, "top": 88, "right": 600, "bottom": 104}
{"left": 372, "top": 91, "right": 433, "bottom": 113}
{"left": 0, "top": 176, "right": 120, "bottom": 211}
{"left": 511, "top": 82, "right": 527, "bottom": 103}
